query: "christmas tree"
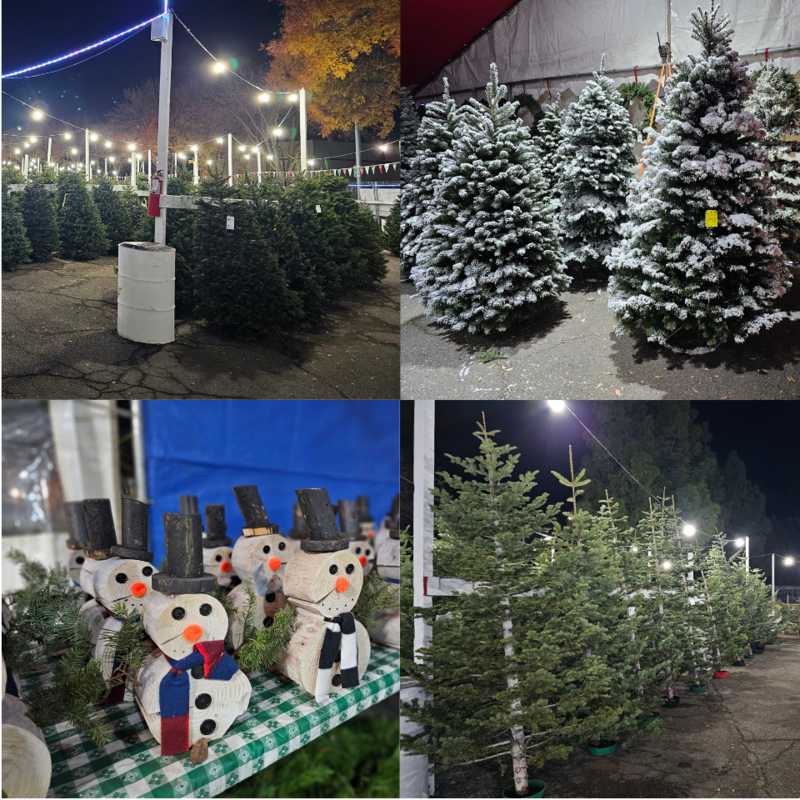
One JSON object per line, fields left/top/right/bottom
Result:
{"left": 401, "top": 79, "right": 459, "bottom": 281}
{"left": 92, "top": 176, "right": 133, "bottom": 254}
{"left": 608, "top": 3, "right": 789, "bottom": 351}
{"left": 118, "top": 187, "right": 154, "bottom": 242}
{"left": 384, "top": 198, "right": 400, "bottom": 256}
{"left": 192, "top": 171, "right": 304, "bottom": 334}
{"left": 165, "top": 172, "right": 198, "bottom": 313}
{"left": 55, "top": 173, "right": 110, "bottom": 260}
{"left": 2, "top": 186, "right": 33, "bottom": 267}
{"left": 745, "top": 63, "right": 800, "bottom": 266}
{"left": 413, "top": 64, "right": 569, "bottom": 335}
{"left": 19, "top": 178, "right": 60, "bottom": 262}
{"left": 399, "top": 87, "right": 420, "bottom": 277}
{"left": 556, "top": 65, "right": 637, "bottom": 274}
{"left": 536, "top": 94, "right": 565, "bottom": 211}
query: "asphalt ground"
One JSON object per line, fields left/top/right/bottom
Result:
{"left": 401, "top": 274, "right": 800, "bottom": 400}
{"left": 434, "top": 636, "right": 800, "bottom": 798}
{"left": 3, "top": 255, "right": 400, "bottom": 400}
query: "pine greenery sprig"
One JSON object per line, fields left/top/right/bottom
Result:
{"left": 101, "top": 601, "right": 150, "bottom": 693}
{"left": 233, "top": 581, "right": 295, "bottom": 672}
{"left": 353, "top": 570, "right": 398, "bottom": 631}
{"left": 7, "top": 548, "right": 50, "bottom": 594}
{"left": 209, "top": 583, "right": 235, "bottom": 618}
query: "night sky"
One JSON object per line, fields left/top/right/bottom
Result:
{"left": 2, "top": 0, "right": 281, "bottom": 130}
{"left": 401, "top": 400, "right": 800, "bottom": 579}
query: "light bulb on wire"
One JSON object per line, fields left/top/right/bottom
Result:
{"left": 259, "top": 92, "right": 271, "bottom": 103}
{"left": 31, "top": 110, "right": 44, "bottom": 121}
{"left": 213, "top": 61, "right": 226, "bottom": 74}
{"left": 547, "top": 400, "right": 566, "bottom": 412}
{"left": 90, "top": 133, "right": 98, "bottom": 142}
{"left": 683, "top": 525, "right": 696, "bottom": 537}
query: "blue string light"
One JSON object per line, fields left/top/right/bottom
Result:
{"left": 1, "top": 14, "right": 164, "bottom": 79}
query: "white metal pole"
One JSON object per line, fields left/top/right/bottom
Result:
{"left": 746, "top": 536, "right": 750, "bottom": 574}
{"left": 47, "top": 137, "right": 52, "bottom": 165}
{"left": 193, "top": 149, "right": 199, "bottom": 185}
{"left": 256, "top": 149, "right": 262, "bottom": 184}
{"left": 85, "top": 129, "right": 90, "bottom": 181}
{"left": 173, "top": 152, "right": 177, "bottom": 176}
{"left": 154, "top": 11, "right": 173, "bottom": 245}
{"left": 772, "top": 553, "right": 775, "bottom": 596}
{"left": 105, "top": 157, "right": 108, "bottom": 176}
{"left": 24, "top": 153, "right": 29, "bottom": 174}
{"left": 227, "top": 133, "right": 233, "bottom": 187}
{"left": 299, "top": 87, "right": 308, "bottom": 173}
{"left": 147, "top": 149, "right": 152, "bottom": 183}
{"left": 354, "top": 121, "right": 362, "bottom": 202}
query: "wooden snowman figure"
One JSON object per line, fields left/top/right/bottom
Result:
{"left": 77, "top": 498, "right": 120, "bottom": 645}
{"left": 201, "top": 504, "right": 238, "bottom": 588}
{"left": 339, "top": 499, "right": 375, "bottom": 576}
{"left": 92, "top": 497, "right": 159, "bottom": 703}
{"left": 275, "top": 488, "right": 371, "bottom": 703}
{"left": 63, "top": 501, "right": 90, "bottom": 587}
{"left": 356, "top": 495, "right": 376, "bottom": 541}
{"left": 372, "top": 526, "right": 401, "bottom": 648}
{"left": 135, "top": 512, "right": 251, "bottom": 756}
{"left": 286, "top": 502, "right": 309, "bottom": 554}
{"left": 226, "top": 485, "right": 291, "bottom": 649}
{"left": 373, "top": 494, "right": 399, "bottom": 556}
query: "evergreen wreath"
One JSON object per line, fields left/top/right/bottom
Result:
{"left": 617, "top": 82, "right": 657, "bottom": 129}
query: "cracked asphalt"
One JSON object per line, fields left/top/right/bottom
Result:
{"left": 434, "top": 636, "right": 800, "bottom": 798}
{"left": 401, "top": 275, "right": 800, "bottom": 400}
{"left": 3, "top": 255, "right": 400, "bottom": 400}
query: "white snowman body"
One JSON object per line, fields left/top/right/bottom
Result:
{"left": 226, "top": 586, "right": 290, "bottom": 650}
{"left": 347, "top": 540, "right": 375, "bottom": 576}
{"left": 202, "top": 545, "right": 235, "bottom": 587}
{"left": 135, "top": 592, "right": 251, "bottom": 750}
{"left": 92, "top": 558, "right": 158, "bottom": 682}
{"left": 275, "top": 548, "right": 371, "bottom": 699}
{"left": 65, "top": 549, "right": 87, "bottom": 586}
{"left": 231, "top": 533, "right": 291, "bottom": 595}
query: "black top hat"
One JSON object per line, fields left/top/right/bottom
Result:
{"left": 179, "top": 495, "right": 199, "bottom": 515}
{"left": 202, "top": 504, "right": 232, "bottom": 547}
{"left": 356, "top": 495, "right": 374, "bottom": 524}
{"left": 296, "top": 488, "right": 348, "bottom": 553}
{"left": 82, "top": 499, "right": 118, "bottom": 559}
{"left": 111, "top": 497, "right": 154, "bottom": 561}
{"left": 288, "top": 501, "right": 309, "bottom": 541}
{"left": 152, "top": 512, "right": 216, "bottom": 594}
{"left": 64, "top": 501, "right": 89, "bottom": 550}
{"left": 338, "top": 499, "right": 363, "bottom": 541}
{"left": 388, "top": 493, "right": 400, "bottom": 529}
{"left": 232, "top": 485, "right": 279, "bottom": 535}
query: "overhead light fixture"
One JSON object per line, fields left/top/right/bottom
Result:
{"left": 547, "top": 400, "right": 566, "bottom": 412}
{"left": 105, "top": 141, "right": 112, "bottom": 148}
{"left": 32, "top": 110, "right": 44, "bottom": 121}
{"left": 213, "top": 61, "right": 226, "bottom": 74}
{"left": 734, "top": 538, "right": 745, "bottom": 547}
{"left": 683, "top": 525, "right": 696, "bottom": 537}
{"left": 662, "top": 560, "right": 672, "bottom": 571}
{"left": 216, "top": 137, "right": 224, "bottom": 144}
{"left": 90, "top": 133, "right": 98, "bottom": 141}
{"left": 289, "top": 93, "right": 298, "bottom": 102}
{"left": 259, "top": 92, "right": 271, "bottom": 103}
{"left": 784, "top": 557, "right": 796, "bottom": 566}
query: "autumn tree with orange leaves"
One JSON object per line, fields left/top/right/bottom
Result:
{"left": 264, "top": 0, "right": 399, "bottom": 137}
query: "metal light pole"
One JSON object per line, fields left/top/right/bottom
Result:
{"left": 104, "top": 157, "right": 108, "bottom": 176}
{"left": 354, "top": 120, "right": 362, "bottom": 202}
{"left": 772, "top": 553, "right": 775, "bottom": 596}
{"left": 192, "top": 148, "right": 198, "bottom": 185}
{"left": 745, "top": 535, "right": 750, "bottom": 574}
{"left": 85, "top": 129, "right": 90, "bottom": 181}
{"left": 147, "top": 148, "right": 152, "bottom": 184}
{"left": 47, "top": 137, "right": 52, "bottom": 166}
{"left": 256, "top": 149, "right": 262, "bottom": 184}
{"left": 153, "top": 10, "right": 173, "bottom": 246}
{"left": 299, "top": 87, "right": 308, "bottom": 173}
{"left": 227, "top": 132, "right": 233, "bottom": 187}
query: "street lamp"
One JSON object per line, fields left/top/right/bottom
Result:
{"left": 729, "top": 536, "right": 750, "bottom": 574}
{"left": 216, "top": 137, "right": 224, "bottom": 145}
{"left": 785, "top": 557, "right": 796, "bottom": 566}
{"left": 90, "top": 133, "right": 98, "bottom": 142}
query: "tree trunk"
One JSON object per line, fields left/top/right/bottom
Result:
{"left": 502, "top": 602, "right": 528, "bottom": 797}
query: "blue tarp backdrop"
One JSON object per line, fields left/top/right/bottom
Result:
{"left": 142, "top": 400, "right": 399, "bottom": 567}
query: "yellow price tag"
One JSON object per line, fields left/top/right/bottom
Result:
{"left": 705, "top": 210, "right": 718, "bottom": 227}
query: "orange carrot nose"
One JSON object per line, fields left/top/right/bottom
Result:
{"left": 336, "top": 577, "right": 350, "bottom": 593}
{"left": 220, "top": 562, "right": 231, "bottom": 572}
{"left": 131, "top": 582, "right": 147, "bottom": 597}
{"left": 183, "top": 624, "right": 203, "bottom": 642}
{"left": 268, "top": 557, "right": 281, "bottom": 571}
{"left": 359, "top": 555, "right": 367, "bottom": 567}
{"left": 366, "top": 530, "right": 374, "bottom": 539}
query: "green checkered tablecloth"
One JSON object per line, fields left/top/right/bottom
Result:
{"left": 15, "top": 645, "right": 399, "bottom": 798}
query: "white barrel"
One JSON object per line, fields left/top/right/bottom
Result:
{"left": 117, "top": 242, "right": 175, "bottom": 344}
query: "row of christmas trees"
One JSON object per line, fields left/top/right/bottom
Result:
{"left": 401, "top": 421, "right": 787, "bottom": 797}
{"left": 401, "top": 3, "right": 798, "bottom": 351}
{"left": 1, "top": 168, "right": 386, "bottom": 335}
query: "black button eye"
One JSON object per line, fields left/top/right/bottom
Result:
{"left": 200, "top": 719, "right": 216, "bottom": 735}
{"left": 76, "top": 556, "right": 85, "bottom": 564}
{"left": 263, "top": 616, "right": 273, "bottom": 627}
{"left": 172, "top": 607, "right": 185, "bottom": 620}
{"left": 329, "top": 564, "right": 338, "bottom": 575}
{"left": 366, "top": 550, "right": 371, "bottom": 557}
{"left": 215, "top": 554, "right": 222, "bottom": 562}
{"left": 142, "top": 566, "right": 153, "bottom": 576}
{"left": 278, "top": 542, "right": 286, "bottom": 550}
{"left": 195, "top": 694, "right": 211, "bottom": 710}
{"left": 346, "top": 564, "right": 355, "bottom": 574}
{"left": 116, "top": 573, "right": 128, "bottom": 583}
{"left": 355, "top": 547, "right": 361, "bottom": 554}
{"left": 199, "top": 603, "right": 212, "bottom": 616}
{"left": 265, "top": 592, "right": 276, "bottom": 603}
{"left": 262, "top": 545, "right": 270, "bottom": 554}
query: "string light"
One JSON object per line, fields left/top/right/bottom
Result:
{"left": 274, "top": 128, "right": 283, "bottom": 137}
{"left": 547, "top": 400, "right": 566, "bottom": 412}
{"left": 213, "top": 61, "right": 227, "bottom": 74}
{"left": 289, "top": 93, "right": 298, "bottom": 102}
{"left": 239, "top": 145, "right": 246, "bottom": 152}
{"left": 64, "top": 132, "right": 72, "bottom": 140}
{"left": 31, "top": 110, "right": 44, "bottom": 121}
{"left": 2, "top": 14, "right": 162, "bottom": 79}
{"left": 662, "top": 560, "right": 672, "bottom": 571}
{"left": 105, "top": 141, "right": 112, "bottom": 148}
{"left": 90, "top": 133, "right": 98, "bottom": 141}
{"left": 784, "top": 557, "right": 796, "bottom": 566}
{"left": 216, "top": 137, "right": 224, "bottom": 144}
{"left": 308, "top": 158, "right": 316, "bottom": 166}
{"left": 683, "top": 525, "right": 696, "bottom": 537}
{"left": 206, "top": 159, "right": 213, "bottom": 165}
{"left": 259, "top": 92, "right": 271, "bottom": 103}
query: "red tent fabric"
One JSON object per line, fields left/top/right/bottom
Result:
{"left": 401, "top": 0, "right": 520, "bottom": 87}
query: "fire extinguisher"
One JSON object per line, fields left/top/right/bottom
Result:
{"left": 147, "top": 170, "right": 164, "bottom": 217}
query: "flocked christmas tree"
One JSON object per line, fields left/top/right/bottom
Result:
{"left": 535, "top": 94, "right": 565, "bottom": 212}
{"left": 19, "top": 177, "right": 60, "bottom": 262}
{"left": 608, "top": 3, "right": 789, "bottom": 351}
{"left": 399, "top": 87, "right": 420, "bottom": 277}
{"left": 745, "top": 62, "right": 800, "bottom": 267}
{"left": 402, "top": 79, "right": 459, "bottom": 281}
{"left": 55, "top": 172, "right": 110, "bottom": 260}
{"left": 412, "top": 64, "right": 569, "bottom": 335}
{"left": 2, "top": 185, "right": 33, "bottom": 268}
{"left": 556, "top": 64, "right": 637, "bottom": 273}
{"left": 92, "top": 176, "right": 133, "bottom": 254}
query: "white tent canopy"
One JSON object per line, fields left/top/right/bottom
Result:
{"left": 415, "top": 0, "right": 800, "bottom": 104}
